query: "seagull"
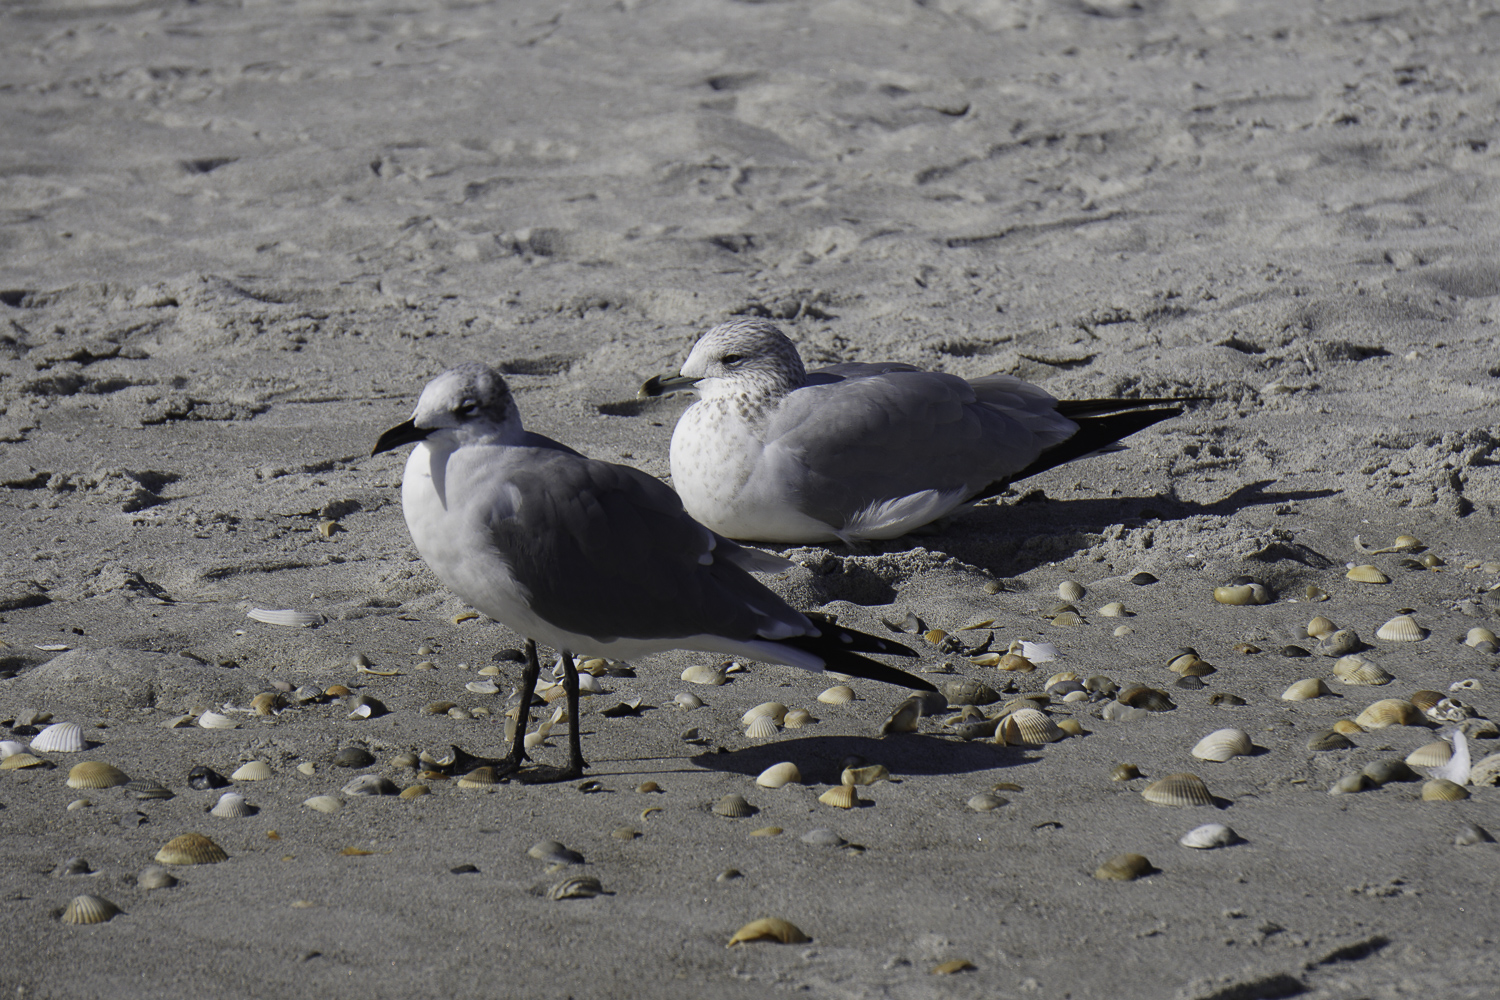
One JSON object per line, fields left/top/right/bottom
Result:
{"left": 371, "top": 363, "right": 931, "bottom": 782}
{"left": 641, "top": 318, "right": 1195, "bottom": 544}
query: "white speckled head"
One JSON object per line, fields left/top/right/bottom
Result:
{"left": 411, "top": 363, "right": 523, "bottom": 443}
{"left": 679, "top": 319, "right": 807, "bottom": 400}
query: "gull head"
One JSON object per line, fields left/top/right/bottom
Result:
{"left": 644, "top": 319, "right": 807, "bottom": 401}
{"left": 372, "top": 363, "right": 523, "bottom": 455}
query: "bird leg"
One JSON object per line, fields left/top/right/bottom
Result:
{"left": 496, "top": 639, "right": 542, "bottom": 774}
{"left": 519, "top": 648, "right": 589, "bottom": 783}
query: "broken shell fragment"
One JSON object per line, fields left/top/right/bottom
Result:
{"left": 1141, "top": 773, "right": 1214, "bottom": 807}
{"left": 681, "top": 664, "right": 727, "bottom": 686}
{"left": 154, "top": 833, "right": 228, "bottom": 865}
{"left": 1345, "top": 565, "right": 1390, "bottom": 584}
{"left": 727, "top": 917, "right": 809, "bottom": 946}
{"left": 1094, "top": 853, "right": 1152, "bottom": 881}
{"left": 246, "top": 608, "right": 323, "bottom": 628}
{"left": 1422, "top": 779, "right": 1470, "bottom": 802}
{"left": 1354, "top": 699, "right": 1422, "bottom": 729}
{"left": 66, "top": 761, "right": 129, "bottom": 790}
{"left": 880, "top": 697, "right": 923, "bottom": 735}
{"left": 1179, "top": 823, "right": 1237, "bottom": 849}
{"left": 817, "top": 685, "right": 855, "bottom": 705}
{"left": 1191, "top": 729, "right": 1255, "bottom": 762}
{"left": 840, "top": 764, "right": 890, "bottom": 786}
{"left": 61, "top": 895, "right": 120, "bottom": 925}
{"left": 755, "top": 763, "right": 802, "bottom": 789}
{"left": 818, "top": 784, "right": 860, "bottom": 809}
{"left": 1375, "top": 615, "right": 1426, "bottom": 642}
{"left": 1281, "top": 678, "right": 1332, "bottom": 702}
{"left": 1213, "top": 583, "right": 1271, "bottom": 605}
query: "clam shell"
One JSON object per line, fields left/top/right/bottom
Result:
{"left": 231, "top": 761, "right": 272, "bottom": 781}
{"left": 136, "top": 867, "right": 177, "bottom": 890}
{"left": 1345, "top": 565, "right": 1389, "bottom": 584}
{"left": 1097, "top": 602, "right": 1127, "bottom": 618}
{"left": 197, "top": 711, "right": 238, "bottom": 730}
{"left": 755, "top": 762, "right": 802, "bottom": 789}
{"left": 1100, "top": 701, "right": 1150, "bottom": 722}
{"left": 1110, "top": 764, "right": 1141, "bottom": 781}
{"left": 818, "top": 784, "right": 860, "bottom": 808}
{"left": 840, "top": 764, "right": 890, "bottom": 786}
{"left": 1375, "top": 615, "right": 1425, "bottom": 642}
{"left": 1361, "top": 759, "right": 1419, "bottom": 785}
{"left": 741, "top": 702, "right": 788, "bottom": 726}
{"left": 1316, "top": 629, "right": 1360, "bottom": 657}
{"left": 967, "top": 793, "right": 1007, "bottom": 812}
{"left": 527, "top": 840, "right": 584, "bottom": 864}
{"left": 1281, "top": 678, "right": 1331, "bottom": 701}
{"left": 997, "top": 653, "right": 1035, "bottom": 672}
{"left": 712, "top": 794, "right": 757, "bottom": 818}
{"left": 1306, "top": 616, "right": 1337, "bottom": 639}
{"left": 1213, "top": 583, "right": 1271, "bottom": 605}
{"left": 548, "top": 875, "right": 608, "bottom": 901}
{"left": 941, "top": 678, "right": 1000, "bottom": 706}
{"left": 817, "top": 685, "right": 855, "bottom": 705}
{"left": 880, "top": 697, "right": 922, "bottom": 735}
{"left": 66, "top": 761, "right": 129, "bottom": 790}
{"left": 1405, "top": 741, "right": 1453, "bottom": 768}
{"left": 1408, "top": 689, "right": 1444, "bottom": 712}
{"left": 1468, "top": 753, "right": 1500, "bottom": 787}
{"left": 681, "top": 664, "right": 727, "bottom": 686}
{"left": 1057, "top": 580, "right": 1085, "bottom": 601}
{"left": 210, "top": 792, "right": 256, "bottom": 818}
{"left": 1332, "top": 719, "right": 1364, "bottom": 735}
{"left": 1094, "top": 853, "right": 1152, "bottom": 881}
{"left": 30, "top": 722, "right": 86, "bottom": 754}
{"left": 246, "top": 608, "right": 323, "bottom": 627}
{"left": 727, "top": 917, "right": 809, "bottom": 946}
{"left": 1421, "top": 778, "right": 1470, "bottom": 801}
{"left": 154, "top": 832, "right": 228, "bottom": 865}
{"left": 999, "top": 708, "right": 1066, "bottom": 745}
{"left": 1354, "top": 699, "right": 1422, "bottom": 729}
{"left": 341, "top": 775, "right": 398, "bottom": 796}
{"left": 1044, "top": 671, "right": 1080, "bottom": 688}
{"left": 1307, "top": 729, "right": 1356, "bottom": 751}
{"left": 1118, "top": 686, "right": 1175, "bottom": 712}
{"left": 399, "top": 785, "right": 430, "bottom": 800}
{"left": 1464, "top": 627, "right": 1498, "bottom": 648}
{"left": 457, "top": 767, "right": 499, "bottom": 787}
{"left": 744, "top": 716, "right": 779, "bottom": 740}
{"left": 1456, "top": 822, "right": 1495, "bottom": 846}
{"left": 61, "top": 895, "right": 120, "bottom": 925}
{"left": 1328, "top": 772, "right": 1372, "bottom": 795}
{"left": 1141, "top": 773, "right": 1214, "bottom": 807}
{"left": 303, "top": 795, "right": 344, "bottom": 813}
{"left": 1179, "top": 823, "right": 1237, "bottom": 849}
{"left": 1332, "top": 655, "right": 1393, "bottom": 685}
{"left": 674, "top": 693, "right": 703, "bottom": 709}
{"left": 782, "top": 708, "right": 813, "bottom": 728}
{"left": 1191, "top": 729, "right": 1254, "bottom": 762}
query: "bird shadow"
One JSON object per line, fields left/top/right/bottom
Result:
{"left": 688, "top": 733, "right": 1031, "bottom": 784}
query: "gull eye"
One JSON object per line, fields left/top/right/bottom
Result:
{"left": 455, "top": 400, "right": 478, "bottom": 417}
{"left": 721, "top": 353, "right": 744, "bottom": 365}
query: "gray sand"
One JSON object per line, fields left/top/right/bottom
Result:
{"left": 2, "top": 1, "right": 1499, "bottom": 997}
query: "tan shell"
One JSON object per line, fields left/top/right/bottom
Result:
{"left": 1306, "top": 615, "right": 1338, "bottom": 639}
{"left": 1141, "top": 773, "right": 1214, "bottom": 807}
{"left": 1056, "top": 718, "right": 1085, "bottom": 736}
{"left": 457, "top": 767, "right": 499, "bottom": 787}
{"left": 740, "top": 702, "right": 788, "bottom": 726}
{"left": 817, "top": 784, "right": 859, "bottom": 809}
{"left": 712, "top": 794, "right": 756, "bottom": 818}
{"left": 1332, "top": 719, "right": 1365, "bottom": 735}
{"left": 1469, "top": 753, "right": 1500, "bottom": 787}
{"left": 1191, "top": 729, "right": 1254, "bottom": 762}
{"left": 1094, "top": 853, "right": 1152, "bottom": 881}
{"left": 1281, "top": 678, "right": 1332, "bottom": 701}
{"left": 154, "top": 832, "right": 228, "bottom": 865}
{"left": 817, "top": 685, "right": 855, "bottom": 705}
{"left": 727, "top": 917, "right": 808, "bottom": 946}
{"left": 1408, "top": 689, "right": 1444, "bottom": 713}
{"left": 1421, "top": 779, "right": 1470, "bottom": 801}
{"left": 997, "top": 653, "right": 1035, "bottom": 672}
{"left": 231, "top": 761, "right": 272, "bottom": 781}
{"left": 1044, "top": 671, "right": 1081, "bottom": 688}
{"left": 1057, "top": 580, "right": 1085, "bottom": 601}
{"left": 250, "top": 693, "right": 280, "bottom": 716}
{"left": 748, "top": 826, "right": 781, "bottom": 837}
{"left": 744, "top": 716, "right": 779, "bottom": 740}
{"left": 782, "top": 708, "right": 813, "bottom": 729}
{"left": 840, "top": 764, "right": 890, "bottom": 786}
{"left": 61, "top": 894, "right": 121, "bottom": 925}
{"left": 999, "top": 708, "right": 1066, "bottom": 745}
{"left": 1464, "top": 627, "right": 1497, "bottom": 648}
{"left": 303, "top": 795, "right": 344, "bottom": 813}
{"left": 932, "top": 959, "right": 976, "bottom": 975}
{"left": 1213, "top": 583, "right": 1271, "bottom": 605}
{"left": 399, "top": 785, "right": 430, "bottom": 800}
{"left": 1097, "top": 602, "right": 1127, "bottom": 618}
{"left": 1375, "top": 615, "right": 1425, "bottom": 642}
{"left": 1332, "top": 655, "right": 1393, "bottom": 686}
{"left": 65, "top": 761, "right": 129, "bottom": 790}
{"left": 1345, "top": 565, "right": 1389, "bottom": 584}
{"left": 1354, "top": 699, "right": 1422, "bottom": 729}
{"left": 1110, "top": 763, "right": 1141, "bottom": 781}
{"left": 967, "top": 793, "right": 1007, "bottom": 812}
{"left": 1405, "top": 741, "right": 1453, "bottom": 768}
{"left": 0, "top": 752, "right": 46, "bottom": 770}
{"left": 755, "top": 762, "right": 802, "bottom": 789}
{"left": 880, "top": 697, "right": 922, "bottom": 735}
{"left": 681, "top": 664, "right": 728, "bottom": 686}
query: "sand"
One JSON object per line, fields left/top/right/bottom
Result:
{"left": 3, "top": 0, "right": 1499, "bottom": 997}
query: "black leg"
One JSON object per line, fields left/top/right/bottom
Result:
{"left": 508, "top": 639, "right": 542, "bottom": 763}
{"left": 518, "top": 648, "right": 588, "bottom": 783}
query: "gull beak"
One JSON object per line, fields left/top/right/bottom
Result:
{"left": 371, "top": 419, "right": 432, "bottom": 457}
{"left": 639, "top": 372, "right": 702, "bottom": 399}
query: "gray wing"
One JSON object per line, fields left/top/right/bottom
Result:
{"left": 753, "top": 369, "right": 1079, "bottom": 527}
{"left": 487, "top": 446, "right": 807, "bottom": 645}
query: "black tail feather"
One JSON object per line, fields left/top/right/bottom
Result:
{"left": 975, "top": 405, "right": 1187, "bottom": 500}
{"left": 778, "top": 628, "right": 936, "bottom": 693}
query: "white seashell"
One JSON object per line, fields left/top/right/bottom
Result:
{"left": 817, "top": 685, "right": 855, "bottom": 705}
{"left": 1179, "top": 823, "right": 1237, "bottom": 849}
{"left": 1191, "top": 729, "right": 1255, "bottom": 762}
{"left": 1057, "top": 581, "right": 1085, "bottom": 601}
{"left": 230, "top": 761, "right": 272, "bottom": 781}
{"left": 755, "top": 762, "right": 802, "bottom": 788}
{"left": 681, "top": 664, "right": 727, "bottom": 686}
{"left": 1464, "top": 627, "right": 1497, "bottom": 648}
{"left": 0, "top": 740, "right": 26, "bottom": 759}
{"left": 741, "top": 702, "right": 789, "bottom": 726}
{"left": 197, "top": 711, "right": 239, "bottom": 730}
{"left": 1097, "top": 602, "right": 1127, "bottom": 618}
{"left": 1019, "top": 641, "right": 1058, "bottom": 663}
{"left": 782, "top": 708, "right": 813, "bottom": 728}
{"left": 210, "top": 792, "right": 256, "bottom": 818}
{"left": 1469, "top": 753, "right": 1500, "bottom": 787}
{"left": 1430, "top": 730, "right": 1471, "bottom": 784}
{"left": 1374, "top": 615, "right": 1425, "bottom": 642}
{"left": 1281, "top": 678, "right": 1331, "bottom": 701}
{"left": 744, "top": 716, "right": 779, "bottom": 740}
{"left": 465, "top": 681, "right": 500, "bottom": 694}
{"left": 1332, "top": 655, "right": 1393, "bottom": 686}
{"left": 1405, "top": 741, "right": 1452, "bottom": 768}
{"left": 999, "top": 708, "right": 1066, "bottom": 745}
{"left": 30, "top": 722, "right": 86, "bottom": 753}
{"left": 246, "top": 608, "right": 324, "bottom": 628}
{"left": 303, "top": 795, "right": 343, "bottom": 813}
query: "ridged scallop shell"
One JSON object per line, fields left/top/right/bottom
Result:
{"left": 1421, "top": 778, "right": 1470, "bottom": 801}
{"left": 1191, "top": 729, "right": 1254, "bottom": 762}
{"left": 1057, "top": 580, "right": 1085, "bottom": 601}
{"left": 66, "top": 761, "right": 129, "bottom": 789}
{"left": 744, "top": 716, "right": 779, "bottom": 740}
{"left": 231, "top": 761, "right": 272, "bottom": 781}
{"left": 741, "top": 702, "right": 788, "bottom": 726}
{"left": 1306, "top": 616, "right": 1337, "bottom": 639}
{"left": 1354, "top": 699, "right": 1421, "bottom": 729}
{"left": 817, "top": 685, "right": 855, "bottom": 705}
{"left": 1332, "top": 655, "right": 1393, "bottom": 685}
{"left": 1375, "top": 615, "right": 1425, "bottom": 642}
{"left": 247, "top": 608, "right": 323, "bottom": 627}
{"left": 399, "top": 785, "right": 429, "bottom": 800}
{"left": 303, "top": 795, "right": 344, "bottom": 813}
{"left": 840, "top": 764, "right": 890, "bottom": 786}
{"left": 1000, "top": 708, "right": 1066, "bottom": 745}
{"left": 727, "top": 917, "right": 808, "bottom": 946}
{"left": 1094, "top": 853, "right": 1152, "bottom": 881}
{"left": 457, "top": 766, "right": 499, "bottom": 788}
{"left": 1097, "top": 601, "right": 1127, "bottom": 618}
{"left": 1179, "top": 822, "right": 1236, "bottom": 849}
{"left": 154, "top": 832, "right": 228, "bottom": 865}
{"left": 210, "top": 792, "right": 255, "bottom": 818}
{"left": 1345, "top": 565, "right": 1389, "bottom": 584}
{"left": 674, "top": 693, "right": 703, "bottom": 709}
{"left": 197, "top": 711, "right": 238, "bottom": 730}
{"left": 1281, "top": 678, "right": 1331, "bottom": 701}
{"left": 817, "top": 784, "right": 859, "bottom": 809}
{"left": 712, "top": 794, "right": 756, "bottom": 818}
{"left": 1332, "top": 719, "right": 1364, "bottom": 735}
{"left": 61, "top": 894, "right": 120, "bottom": 925}
{"left": 1464, "top": 627, "right": 1497, "bottom": 648}
{"left": 1213, "top": 583, "right": 1271, "bottom": 605}
{"left": 547, "top": 875, "right": 607, "bottom": 901}
{"left": 755, "top": 762, "right": 801, "bottom": 788}
{"left": 681, "top": 664, "right": 727, "bottom": 686}
{"left": 30, "top": 722, "right": 86, "bottom": 754}
{"left": 0, "top": 753, "right": 46, "bottom": 770}
{"left": 1405, "top": 741, "right": 1453, "bottom": 768}
{"left": 1141, "top": 773, "right": 1214, "bottom": 807}
{"left": 1408, "top": 689, "right": 1443, "bottom": 712}
{"left": 782, "top": 708, "right": 813, "bottom": 728}
{"left": 1307, "top": 729, "right": 1356, "bottom": 751}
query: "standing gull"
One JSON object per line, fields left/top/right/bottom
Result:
{"left": 372, "top": 363, "right": 930, "bottom": 782}
{"left": 642, "top": 318, "right": 1194, "bottom": 544}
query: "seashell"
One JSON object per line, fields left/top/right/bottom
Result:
{"left": 1345, "top": 565, "right": 1389, "bottom": 584}
{"left": 1328, "top": 772, "right": 1372, "bottom": 795}
{"left": 210, "top": 792, "right": 255, "bottom": 818}
{"left": 187, "top": 766, "right": 229, "bottom": 790}
{"left": 1100, "top": 701, "right": 1150, "bottom": 722}
{"left": 967, "top": 793, "right": 1007, "bottom": 812}
{"left": 1456, "top": 822, "right": 1495, "bottom": 846}
{"left": 741, "top": 702, "right": 788, "bottom": 726}
{"left": 1304, "top": 584, "right": 1329, "bottom": 602}
{"left": 1232, "top": 642, "right": 1261, "bottom": 654}
{"left": 671, "top": 693, "right": 704, "bottom": 712}
{"left": 755, "top": 762, "right": 802, "bottom": 789}
{"left": 1053, "top": 718, "right": 1083, "bottom": 736}
{"left": 303, "top": 795, "right": 343, "bottom": 813}
{"left": 1421, "top": 778, "right": 1469, "bottom": 801}
{"left": 457, "top": 767, "right": 500, "bottom": 787}
{"left": 1118, "top": 686, "right": 1175, "bottom": 712}
{"left": 230, "top": 761, "right": 272, "bottom": 781}
{"left": 1281, "top": 645, "right": 1310, "bottom": 658}
{"left": 782, "top": 708, "right": 813, "bottom": 729}
{"left": 818, "top": 784, "right": 860, "bottom": 809}
{"left": 137, "top": 867, "right": 177, "bottom": 890}
{"left": 744, "top": 716, "right": 780, "bottom": 740}
{"left": 1141, "top": 773, "right": 1214, "bottom": 807}
{"left": 1464, "top": 627, "right": 1498, "bottom": 648}
{"left": 247, "top": 608, "right": 322, "bottom": 627}
{"left": 249, "top": 693, "right": 281, "bottom": 716}
{"left": 636, "top": 781, "right": 662, "bottom": 794}
{"left": 61, "top": 895, "right": 120, "bottom": 925}
{"left": 941, "top": 678, "right": 999, "bottom": 706}
{"left": 727, "top": 917, "right": 809, "bottom": 946}
{"left": 1317, "top": 629, "right": 1360, "bottom": 657}
{"left": 325, "top": 685, "right": 351, "bottom": 698}
{"left": 1405, "top": 741, "right": 1453, "bottom": 768}
{"left": 836, "top": 765, "right": 888, "bottom": 788}
{"left": 1408, "top": 689, "right": 1444, "bottom": 713}
{"left": 0, "top": 740, "right": 26, "bottom": 759}
{"left": 465, "top": 681, "right": 500, "bottom": 695}
{"left": 681, "top": 664, "right": 727, "bottom": 686}
{"left": 1372, "top": 534, "right": 1423, "bottom": 554}
{"left": 1332, "top": 719, "right": 1364, "bottom": 735}
{"left": 712, "top": 794, "right": 757, "bottom": 818}
{"left": 527, "top": 840, "right": 584, "bottom": 864}
{"left": 1332, "top": 655, "right": 1393, "bottom": 686}
{"left": 66, "top": 761, "right": 129, "bottom": 789}
{"left": 1208, "top": 693, "right": 1246, "bottom": 707}
{"left": 1110, "top": 764, "right": 1141, "bottom": 781}
{"left": 1361, "top": 759, "right": 1418, "bottom": 785}
{"left": 1306, "top": 616, "right": 1337, "bottom": 639}
{"left": 341, "top": 775, "right": 397, "bottom": 796}
{"left": 1375, "top": 615, "right": 1425, "bottom": 642}
{"left": 1058, "top": 580, "right": 1085, "bottom": 601}
{"left": 388, "top": 752, "right": 420, "bottom": 770}
{"left": 932, "top": 959, "right": 976, "bottom": 975}
{"left": 997, "top": 708, "right": 1065, "bottom": 745}
{"left": 129, "top": 781, "right": 173, "bottom": 801}
{"left": 1051, "top": 611, "right": 1083, "bottom": 626}
{"left": 548, "top": 875, "right": 608, "bottom": 901}
{"left": 1085, "top": 675, "right": 1119, "bottom": 696}
{"left": 1094, "top": 853, "right": 1152, "bottom": 881}
{"left": 1468, "top": 753, "right": 1500, "bottom": 787}
{"left": 817, "top": 685, "right": 855, "bottom": 705}
{"left": 297, "top": 762, "right": 317, "bottom": 777}
{"left": 1307, "top": 729, "right": 1356, "bottom": 751}
{"left": 1045, "top": 670, "right": 1080, "bottom": 687}
{"left": 1281, "top": 678, "right": 1331, "bottom": 701}
{"left": 1450, "top": 678, "right": 1481, "bottom": 692}
{"left": 1130, "top": 571, "right": 1158, "bottom": 585}
{"left": 1354, "top": 699, "right": 1421, "bottom": 729}
{"left": 1191, "top": 729, "right": 1254, "bottom": 762}
{"left": 154, "top": 832, "right": 228, "bottom": 865}
{"left": 1213, "top": 583, "right": 1271, "bottom": 605}
{"left": 1179, "top": 823, "right": 1237, "bottom": 849}
{"left": 197, "top": 711, "right": 238, "bottom": 730}
{"left": 880, "top": 697, "right": 923, "bottom": 735}
{"left": 399, "top": 785, "right": 429, "bottom": 800}
{"left": 1098, "top": 602, "right": 1128, "bottom": 618}
{"left": 31, "top": 723, "right": 86, "bottom": 754}
{"left": 1018, "top": 641, "right": 1058, "bottom": 662}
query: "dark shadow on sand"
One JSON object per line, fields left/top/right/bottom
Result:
{"left": 687, "top": 733, "right": 1033, "bottom": 785}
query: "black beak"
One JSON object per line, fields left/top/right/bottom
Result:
{"left": 371, "top": 419, "right": 431, "bottom": 457}
{"left": 639, "top": 373, "right": 702, "bottom": 399}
